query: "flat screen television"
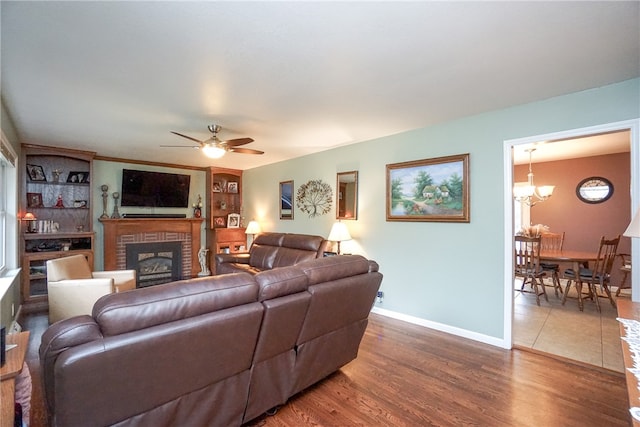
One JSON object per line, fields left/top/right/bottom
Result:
{"left": 120, "top": 169, "right": 191, "bottom": 208}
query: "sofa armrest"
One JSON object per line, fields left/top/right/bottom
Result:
{"left": 39, "top": 315, "right": 103, "bottom": 416}
{"left": 215, "top": 252, "right": 250, "bottom": 265}
{"left": 93, "top": 269, "right": 137, "bottom": 292}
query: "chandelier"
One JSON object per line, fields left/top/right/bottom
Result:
{"left": 513, "top": 148, "right": 555, "bottom": 206}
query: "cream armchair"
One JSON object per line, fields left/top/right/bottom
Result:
{"left": 46, "top": 254, "right": 136, "bottom": 323}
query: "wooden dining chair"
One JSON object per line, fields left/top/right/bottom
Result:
{"left": 539, "top": 231, "right": 565, "bottom": 297}
{"left": 616, "top": 253, "right": 631, "bottom": 297}
{"left": 514, "top": 235, "right": 548, "bottom": 306}
{"left": 562, "top": 235, "right": 620, "bottom": 312}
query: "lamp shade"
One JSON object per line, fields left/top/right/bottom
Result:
{"left": 23, "top": 212, "right": 36, "bottom": 221}
{"left": 245, "top": 220, "right": 261, "bottom": 235}
{"left": 328, "top": 221, "right": 352, "bottom": 243}
{"left": 624, "top": 208, "right": 640, "bottom": 238}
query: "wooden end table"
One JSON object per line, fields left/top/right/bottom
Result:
{"left": 1, "top": 331, "right": 30, "bottom": 427}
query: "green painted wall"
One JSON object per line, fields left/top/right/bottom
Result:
{"left": 242, "top": 78, "right": 640, "bottom": 339}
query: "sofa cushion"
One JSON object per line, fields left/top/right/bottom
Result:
{"left": 299, "top": 254, "right": 371, "bottom": 285}
{"left": 254, "top": 266, "right": 308, "bottom": 301}
{"left": 281, "top": 233, "right": 325, "bottom": 252}
{"left": 46, "top": 254, "right": 93, "bottom": 281}
{"left": 92, "top": 273, "right": 259, "bottom": 336}
{"left": 249, "top": 244, "right": 278, "bottom": 270}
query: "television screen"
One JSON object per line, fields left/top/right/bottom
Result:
{"left": 121, "top": 169, "right": 191, "bottom": 208}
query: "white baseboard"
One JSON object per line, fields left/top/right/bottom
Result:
{"left": 371, "top": 306, "right": 509, "bottom": 349}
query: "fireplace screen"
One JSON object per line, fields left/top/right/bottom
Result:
{"left": 126, "top": 241, "right": 183, "bottom": 288}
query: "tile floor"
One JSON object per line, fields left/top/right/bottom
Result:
{"left": 514, "top": 278, "right": 626, "bottom": 372}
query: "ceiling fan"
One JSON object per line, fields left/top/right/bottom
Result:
{"left": 162, "top": 124, "right": 264, "bottom": 159}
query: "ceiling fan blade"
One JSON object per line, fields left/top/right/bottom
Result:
{"left": 170, "top": 131, "right": 204, "bottom": 145}
{"left": 223, "top": 137, "right": 254, "bottom": 147}
{"left": 229, "top": 147, "right": 264, "bottom": 155}
{"left": 160, "top": 145, "right": 200, "bottom": 149}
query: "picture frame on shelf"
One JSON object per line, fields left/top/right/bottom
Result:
{"left": 227, "top": 181, "right": 238, "bottom": 193}
{"left": 26, "top": 164, "right": 47, "bottom": 182}
{"left": 27, "top": 192, "right": 44, "bottom": 208}
{"left": 279, "top": 180, "right": 294, "bottom": 220}
{"left": 386, "top": 153, "right": 469, "bottom": 223}
{"left": 227, "top": 213, "right": 240, "bottom": 228}
{"left": 212, "top": 181, "right": 223, "bottom": 193}
{"left": 213, "top": 216, "right": 226, "bottom": 228}
{"left": 67, "top": 171, "right": 89, "bottom": 183}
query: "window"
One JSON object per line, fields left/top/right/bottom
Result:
{"left": 0, "top": 132, "right": 17, "bottom": 275}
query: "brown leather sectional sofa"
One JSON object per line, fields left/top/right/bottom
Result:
{"left": 39, "top": 254, "right": 382, "bottom": 427}
{"left": 215, "top": 232, "right": 331, "bottom": 275}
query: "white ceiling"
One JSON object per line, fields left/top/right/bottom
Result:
{"left": 1, "top": 1, "right": 639, "bottom": 170}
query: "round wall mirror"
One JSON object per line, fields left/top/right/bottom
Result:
{"left": 576, "top": 176, "right": 613, "bottom": 204}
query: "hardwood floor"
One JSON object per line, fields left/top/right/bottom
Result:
{"left": 21, "top": 311, "right": 630, "bottom": 426}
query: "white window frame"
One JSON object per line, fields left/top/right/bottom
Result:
{"left": 0, "top": 130, "right": 18, "bottom": 276}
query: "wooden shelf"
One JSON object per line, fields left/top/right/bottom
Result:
{"left": 20, "top": 144, "right": 96, "bottom": 311}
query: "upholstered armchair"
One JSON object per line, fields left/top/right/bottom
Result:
{"left": 46, "top": 254, "right": 136, "bottom": 323}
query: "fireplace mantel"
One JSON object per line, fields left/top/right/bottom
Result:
{"left": 100, "top": 218, "right": 204, "bottom": 278}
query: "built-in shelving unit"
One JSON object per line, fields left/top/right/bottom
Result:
{"left": 20, "top": 144, "right": 95, "bottom": 312}
{"left": 205, "top": 167, "right": 247, "bottom": 273}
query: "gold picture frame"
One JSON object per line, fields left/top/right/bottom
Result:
{"left": 386, "top": 153, "right": 469, "bottom": 223}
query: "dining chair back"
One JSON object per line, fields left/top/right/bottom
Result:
{"left": 540, "top": 232, "right": 565, "bottom": 296}
{"left": 562, "top": 235, "right": 620, "bottom": 311}
{"left": 616, "top": 253, "right": 631, "bottom": 297}
{"left": 514, "top": 235, "right": 548, "bottom": 305}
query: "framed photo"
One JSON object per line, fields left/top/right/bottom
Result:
{"left": 227, "top": 213, "right": 240, "bottom": 228}
{"left": 227, "top": 181, "right": 238, "bottom": 193}
{"left": 386, "top": 153, "right": 469, "bottom": 223}
{"left": 279, "top": 180, "right": 294, "bottom": 220}
{"left": 213, "top": 216, "right": 226, "bottom": 228}
{"left": 27, "top": 192, "right": 44, "bottom": 208}
{"left": 67, "top": 171, "right": 89, "bottom": 183}
{"left": 26, "top": 164, "right": 47, "bottom": 182}
{"left": 73, "top": 200, "right": 88, "bottom": 208}
{"left": 212, "top": 181, "right": 222, "bottom": 193}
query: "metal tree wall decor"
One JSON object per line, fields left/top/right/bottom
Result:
{"left": 296, "top": 179, "right": 333, "bottom": 218}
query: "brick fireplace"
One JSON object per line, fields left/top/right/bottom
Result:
{"left": 100, "top": 218, "right": 204, "bottom": 280}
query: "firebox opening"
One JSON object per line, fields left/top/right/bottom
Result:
{"left": 126, "top": 241, "right": 183, "bottom": 288}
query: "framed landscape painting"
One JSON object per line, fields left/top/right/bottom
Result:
{"left": 386, "top": 153, "right": 469, "bottom": 223}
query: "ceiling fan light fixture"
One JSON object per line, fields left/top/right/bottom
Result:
{"left": 202, "top": 144, "right": 225, "bottom": 159}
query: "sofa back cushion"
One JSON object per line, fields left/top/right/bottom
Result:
{"left": 93, "top": 273, "right": 259, "bottom": 336}
{"left": 46, "top": 254, "right": 93, "bottom": 281}
{"left": 254, "top": 265, "right": 308, "bottom": 301}
{"left": 297, "top": 255, "right": 383, "bottom": 343}
{"left": 249, "top": 232, "right": 326, "bottom": 270}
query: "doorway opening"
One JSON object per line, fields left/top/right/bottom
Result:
{"left": 503, "top": 119, "right": 640, "bottom": 368}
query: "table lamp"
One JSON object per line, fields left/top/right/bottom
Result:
{"left": 22, "top": 212, "right": 37, "bottom": 233}
{"left": 624, "top": 208, "right": 640, "bottom": 237}
{"left": 245, "top": 220, "right": 261, "bottom": 247}
{"left": 328, "top": 221, "right": 352, "bottom": 254}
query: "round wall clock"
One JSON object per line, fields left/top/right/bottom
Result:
{"left": 576, "top": 176, "right": 613, "bottom": 204}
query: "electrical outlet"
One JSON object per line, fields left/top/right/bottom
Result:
{"left": 376, "top": 291, "right": 384, "bottom": 303}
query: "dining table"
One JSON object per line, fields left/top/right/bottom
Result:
{"left": 539, "top": 249, "right": 600, "bottom": 310}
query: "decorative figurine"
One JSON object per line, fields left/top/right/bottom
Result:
{"left": 111, "top": 192, "right": 121, "bottom": 219}
{"left": 193, "top": 194, "right": 203, "bottom": 218}
{"left": 54, "top": 194, "right": 65, "bottom": 208}
{"left": 197, "top": 247, "right": 210, "bottom": 277}
{"left": 52, "top": 169, "right": 61, "bottom": 183}
{"left": 100, "top": 184, "right": 109, "bottom": 219}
